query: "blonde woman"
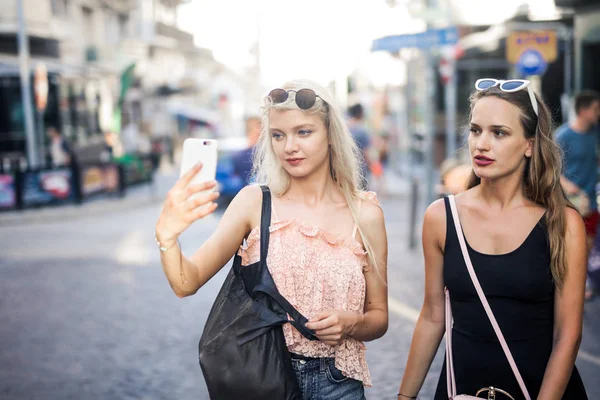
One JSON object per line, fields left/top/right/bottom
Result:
{"left": 155, "top": 79, "right": 388, "bottom": 399}
{"left": 398, "top": 79, "right": 587, "bottom": 399}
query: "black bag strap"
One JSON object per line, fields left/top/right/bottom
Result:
{"left": 259, "top": 185, "right": 271, "bottom": 265}
{"left": 249, "top": 185, "right": 317, "bottom": 342}
{"left": 253, "top": 283, "right": 318, "bottom": 341}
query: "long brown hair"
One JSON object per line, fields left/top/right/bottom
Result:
{"left": 466, "top": 86, "right": 571, "bottom": 290}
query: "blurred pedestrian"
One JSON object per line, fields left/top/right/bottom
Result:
{"left": 367, "top": 135, "right": 386, "bottom": 194}
{"left": 155, "top": 79, "right": 388, "bottom": 399}
{"left": 231, "top": 116, "right": 261, "bottom": 185}
{"left": 348, "top": 103, "right": 371, "bottom": 189}
{"left": 121, "top": 111, "right": 139, "bottom": 155}
{"left": 101, "top": 131, "right": 116, "bottom": 162}
{"left": 47, "top": 126, "right": 73, "bottom": 167}
{"left": 555, "top": 90, "right": 600, "bottom": 300}
{"left": 436, "top": 158, "right": 471, "bottom": 197}
{"left": 379, "top": 132, "right": 390, "bottom": 170}
{"left": 398, "top": 79, "right": 587, "bottom": 400}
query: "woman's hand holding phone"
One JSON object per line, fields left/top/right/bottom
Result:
{"left": 155, "top": 162, "right": 220, "bottom": 247}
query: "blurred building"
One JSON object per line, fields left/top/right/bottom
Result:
{"left": 440, "top": 0, "right": 600, "bottom": 126}
{"left": 356, "top": 0, "right": 599, "bottom": 179}
{"left": 403, "top": 0, "right": 596, "bottom": 162}
{"left": 449, "top": 2, "right": 575, "bottom": 125}
{"left": 555, "top": 0, "right": 600, "bottom": 92}
{"left": 0, "top": 0, "right": 226, "bottom": 167}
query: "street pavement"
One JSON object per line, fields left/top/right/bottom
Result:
{"left": 1, "top": 170, "right": 599, "bottom": 399}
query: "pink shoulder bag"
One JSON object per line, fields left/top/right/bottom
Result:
{"left": 446, "top": 195, "right": 531, "bottom": 400}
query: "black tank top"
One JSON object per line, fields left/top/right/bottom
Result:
{"left": 443, "top": 196, "right": 555, "bottom": 342}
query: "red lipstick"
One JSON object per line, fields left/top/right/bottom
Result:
{"left": 474, "top": 155, "right": 494, "bottom": 166}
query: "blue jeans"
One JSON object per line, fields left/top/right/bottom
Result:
{"left": 291, "top": 354, "right": 366, "bottom": 400}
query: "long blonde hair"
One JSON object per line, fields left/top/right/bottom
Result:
{"left": 252, "top": 79, "right": 382, "bottom": 277}
{"left": 466, "top": 86, "right": 571, "bottom": 290}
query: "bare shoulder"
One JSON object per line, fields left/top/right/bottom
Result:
{"left": 235, "top": 184, "right": 263, "bottom": 202}
{"left": 223, "top": 185, "right": 264, "bottom": 233}
{"left": 358, "top": 191, "right": 384, "bottom": 226}
{"left": 423, "top": 198, "right": 447, "bottom": 250}
{"left": 424, "top": 197, "right": 446, "bottom": 220}
{"left": 423, "top": 198, "right": 446, "bottom": 228}
{"left": 564, "top": 207, "right": 586, "bottom": 240}
{"left": 228, "top": 184, "right": 263, "bottom": 211}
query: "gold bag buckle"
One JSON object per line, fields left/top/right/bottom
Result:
{"left": 475, "top": 386, "right": 516, "bottom": 400}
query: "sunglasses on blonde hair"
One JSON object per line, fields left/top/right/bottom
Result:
{"left": 268, "top": 88, "right": 326, "bottom": 110}
{"left": 475, "top": 78, "right": 539, "bottom": 116}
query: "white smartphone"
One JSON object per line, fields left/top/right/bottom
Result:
{"left": 180, "top": 138, "right": 218, "bottom": 187}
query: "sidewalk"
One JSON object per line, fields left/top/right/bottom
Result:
{"left": 0, "top": 166, "right": 178, "bottom": 227}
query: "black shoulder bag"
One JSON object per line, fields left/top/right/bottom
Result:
{"left": 198, "top": 185, "right": 318, "bottom": 400}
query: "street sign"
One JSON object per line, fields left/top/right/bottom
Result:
{"left": 372, "top": 26, "right": 458, "bottom": 52}
{"left": 506, "top": 30, "right": 557, "bottom": 64}
{"left": 516, "top": 48, "right": 548, "bottom": 76}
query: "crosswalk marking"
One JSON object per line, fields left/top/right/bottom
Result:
{"left": 388, "top": 296, "right": 419, "bottom": 323}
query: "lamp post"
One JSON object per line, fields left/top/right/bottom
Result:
{"left": 17, "top": 0, "right": 38, "bottom": 168}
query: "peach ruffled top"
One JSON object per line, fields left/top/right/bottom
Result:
{"left": 239, "top": 192, "right": 378, "bottom": 387}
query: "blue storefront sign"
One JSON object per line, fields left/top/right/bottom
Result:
{"left": 372, "top": 26, "right": 459, "bottom": 52}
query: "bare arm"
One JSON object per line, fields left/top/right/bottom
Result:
{"left": 398, "top": 199, "right": 447, "bottom": 399}
{"left": 349, "top": 199, "right": 388, "bottom": 342}
{"left": 537, "top": 208, "right": 587, "bottom": 399}
{"left": 155, "top": 164, "right": 260, "bottom": 297}
{"left": 305, "top": 197, "right": 389, "bottom": 344}
{"left": 186, "top": 186, "right": 261, "bottom": 292}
